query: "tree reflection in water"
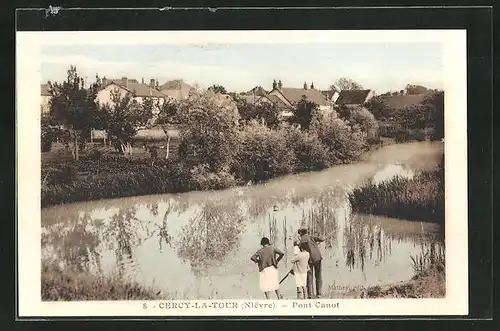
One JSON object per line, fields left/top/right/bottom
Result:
{"left": 41, "top": 212, "right": 102, "bottom": 273}
{"left": 158, "top": 202, "right": 174, "bottom": 252}
{"left": 100, "top": 206, "right": 153, "bottom": 278}
{"left": 176, "top": 199, "right": 246, "bottom": 271}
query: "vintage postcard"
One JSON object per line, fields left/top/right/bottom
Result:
{"left": 17, "top": 30, "right": 467, "bottom": 317}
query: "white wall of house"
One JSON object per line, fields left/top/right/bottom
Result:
{"left": 331, "top": 91, "right": 340, "bottom": 103}
{"left": 365, "top": 90, "right": 376, "bottom": 103}
{"left": 40, "top": 95, "right": 51, "bottom": 113}
{"left": 95, "top": 84, "right": 165, "bottom": 114}
{"left": 96, "top": 84, "right": 130, "bottom": 106}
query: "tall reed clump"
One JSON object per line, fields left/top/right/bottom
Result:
{"left": 348, "top": 157, "right": 444, "bottom": 224}
{"left": 42, "top": 260, "right": 168, "bottom": 301}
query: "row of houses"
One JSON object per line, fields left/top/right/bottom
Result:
{"left": 41, "top": 76, "right": 426, "bottom": 121}
{"left": 40, "top": 76, "right": 195, "bottom": 114}
{"left": 234, "top": 80, "right": 378, "bottom": 120}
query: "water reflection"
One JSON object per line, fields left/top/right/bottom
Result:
{"left": 176, "top": 199, "right": 246, "bottom": 272}
{"left": 41, "top": 142, "right": 445, "bottom": 299}
{"left": 41, "top": 212, "right": 102, "bottom": 273}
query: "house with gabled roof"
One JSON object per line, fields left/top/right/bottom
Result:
{"left": 261, "top": 80, "right": 332, "bottom": 118}
{"left": 380, "top": 93, "right": 429, "bottom": 110}
{"left": 159, "top": 79, "right": 194, "bottom": 99}
{"left": 336, "top": 89, "right": 376, "bottom": 107}
{"left": 321, "top": 89, "right": 340, "bottom": 103}
{"left": 96, "top": 77, "right": 167, "bottom": 112}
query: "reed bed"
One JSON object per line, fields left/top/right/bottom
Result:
{"left": 301, "top": 202, "right": 338, "bottom": 249}
{"left": 348, "top": 167, "right": 444, "bottom": 224}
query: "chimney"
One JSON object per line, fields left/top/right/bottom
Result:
{"left": 310, "top": 82, "right": 315, "bottom": 89}
{"left": 303, "top": 82, "right": 308, "bottom": 90}
{"left": 150, "top": 79, "right": 155, "bottom": 87}
{"left": 102, "top": 76, "right": 108, "bottom": 86}
{"left": 142, "top": 78, "right": 144, "bottom": 84}
{"left": 272, "top": 79, "right": 277, "bottom": 90}
{"left": 156, "top": 79, "right": 159, "bottom": 89}
{"left": 278, "top": 80, "right": 282, "bottom": 90}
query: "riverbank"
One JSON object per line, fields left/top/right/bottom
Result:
{"left": 41, "top": 137, "right": 397, "bottom": 208}
{"left": 330, "top": 263, "right": 445, "bottom": 299}
{"left": 42, "top": 261, "right": 169, "bottom": 301}
{"left": 348, "top": 153, "right": 444, "bottom": 225}
{"left": 42, "top": 260, "right": 445, "bottom": 301}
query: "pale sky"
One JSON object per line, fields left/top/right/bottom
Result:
{"left": 40, "top": 42, "right": 443, "bottom": 93}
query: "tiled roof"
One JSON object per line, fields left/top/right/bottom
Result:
{"left": 336, "top": 90, "right": 372, "bottom": 105}
{"left": 266, "top": 94, "right": 289, "bottom": 108}
{"left": 130, "top": 83, "right": 166, "bottom": 98}
{"left": 277, "top": 88, "right": 329, "bottom": 106}
{"left": 103, "top": 78, "right": 139, "bottom": 85}
{"left": 159, "top": 80, "right": 194, "bottom": 98}
{"left": 242, "top": 94, "right": 259, "bottom": 104}
{"left": 380, "top": 94, "right": 428, "bottom": 110}
{"left": 105, "top": 82, "right": 166, "bottom": 98}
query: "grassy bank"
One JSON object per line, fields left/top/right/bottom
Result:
{"left": 42, "top": 123, "right": 387, "bottom": 208}
{"left": 332, "top": 264, "right": 445, "bottom": 299}
{"left": 42, "top": 262, "right": 168, "bottom": 301}
{"left": 330, "top": 247, "right": 446, "bottom": 299}
{"left": 348, "top": 158, "right": 444, "bottom": 224}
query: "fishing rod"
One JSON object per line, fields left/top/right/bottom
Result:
{"left": 279, "top": 213, "right": 354, "bottom": 285}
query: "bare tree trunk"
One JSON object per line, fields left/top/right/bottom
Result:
{"left": 165, "top": 136, "right": 171, "bottom": 160}
{"left": 73, "top": 131, "right": 79, "bottom": 161}
{"left": 120, "top": 142, "right": 127, "bottom": 155}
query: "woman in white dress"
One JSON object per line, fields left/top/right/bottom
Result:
{"left": 250, "top": 237, "right": 284, "bottom": 299}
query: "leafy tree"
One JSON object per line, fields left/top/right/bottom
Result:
{"left": 236, "top": 100, "right": 280, "bottom": 129}
{"left": 365, "top": 96, "right": 394, "bottom": 121}
{"left": 208, "top": 84, "right": 227, "bottom": 94}
{"left": 40, "top": 113, "right": 61, "bottom": 152}
{"left": 48, "top": 66, "right": 101, "bottom": 161}
{"left": 396, "top": 104, "right": 430, "bottom": 130}
{"left": 423, "top": 91, "right": 444, "bottom": 140}
{"left": 157, "top": 98, "right": 180, "bottom": 125}
{"left": 330, "top": 77, "right": 363, "bottom": 91}
{"left": 236, "top": 120, "right": 298, "bottom": 182}
{"left": 98, "top": 90, "right": 154, "bottom": 155}
{"left": 291, "top": 97, "right": 319, "bottom": 130}
{"left": 311, "top": 112, "right": 367, "bottom": 164}
{"left": 176, "top": 90, "right": 241, "bottom": 171}
{"left": 405, "top": 84, "right": 430, "bottom": 95}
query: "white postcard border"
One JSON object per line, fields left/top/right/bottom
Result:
{"left": 16, "top": 30, "right": 468, "bottom": 317}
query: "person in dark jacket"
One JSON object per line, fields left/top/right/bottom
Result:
{"left": 298, "top": 226, "right": 325, "bottom": 298}
{"left": 250, "top": 237, "right": 284, "bottom": 299}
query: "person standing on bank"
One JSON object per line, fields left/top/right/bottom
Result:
{"left": 250, "top": 237, "right": 285, "bottom": 299}
{"left": 291, "top": 241, "right": 310, "bottom": 299}
{"left": 298, "top": 226, "right": 325, "bottom": 299}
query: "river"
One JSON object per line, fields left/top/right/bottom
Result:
{"left": 41, "top": 141, "right": 445, "bottom": 299}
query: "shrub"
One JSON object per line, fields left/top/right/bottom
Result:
{"left": 189, "top": 164, "right": 238, "bottom": 191}
{"left": 41, "top": 164, "right": 78, "bottom": 186}
{"left": 236, "top": 120, "right": 298, "bottom": 182}
{"left": 284, "top": 125, "right": 331, "bottom": 171}
{"left": 311, "top": 112, "right": 368, "bottom": 164}
{"left": 40, "top": 160, "right": 193, "bottom": 207}
{"left": 177, "top": 91, "right": 241, "bottom": 171}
